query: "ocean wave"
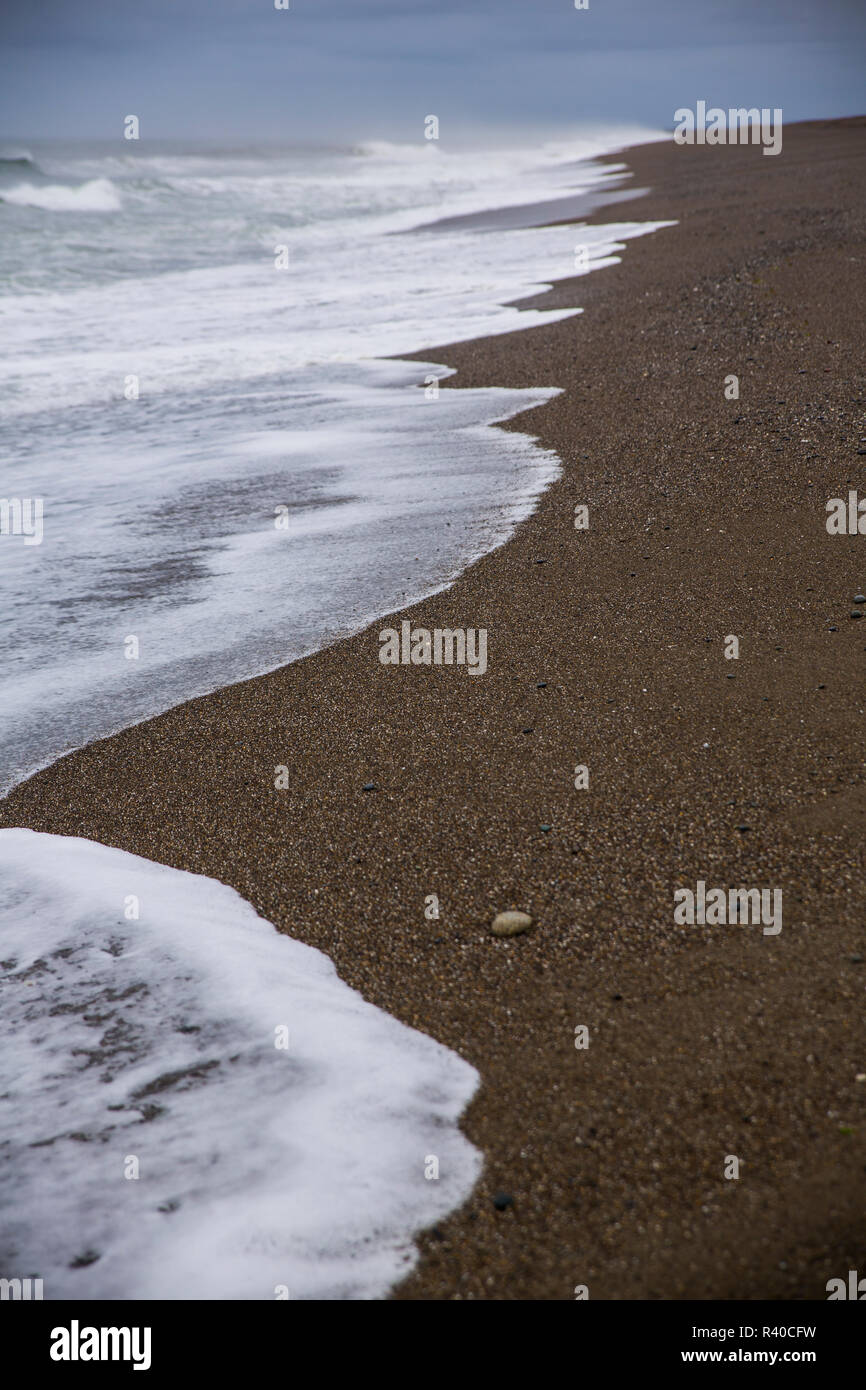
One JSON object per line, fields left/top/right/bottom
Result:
{"left": 0, "top": 177, "right": 121, "bottom": 212}
{"left": 352, "top": 139, "right": 440, "bottom": 160}
{"left": 0, "top": 149, "right": 38, "bottom": 170}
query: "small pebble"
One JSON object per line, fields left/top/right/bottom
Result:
{"left": 850, "top": 611, "right": 863, "bottom": 620}
{"left": 362, "top": 782, "right": 376, "bottom": 792}
{"left": 492, "top": 1193, "right": 514, "bottom": 1211}
{"left": 854, "top": 595, "right": 866, "bottom": 604}
{"left": 491, "top": 910, "right": 533, "bottom": 938}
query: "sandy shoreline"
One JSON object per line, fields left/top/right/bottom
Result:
{"left": 3, "top": 118, "right": 865, "bottom": 1300}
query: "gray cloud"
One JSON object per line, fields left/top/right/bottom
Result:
{"left": 1, "top": 0, "right": 863, "bottom": 141}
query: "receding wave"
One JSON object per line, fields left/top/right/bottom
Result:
{"left": 0, "top": 828, "right": 482, "bottom": 1299}
{"left": 0, "top": 177, "right": 121, "bottom": 212}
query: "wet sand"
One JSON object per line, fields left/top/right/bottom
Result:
{"left": 3, "top": 117, "right": 865, "bottom": 1300}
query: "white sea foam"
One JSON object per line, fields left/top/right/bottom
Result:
{"left": 0, "top": 362, "right": 569, "bottom": 795}
{"left": 0, "top": 138, "right": 674, "bottom": 1298}
{"left": 0, "top": 136, "right": 673, "bottom": 795}
{"left": 0, "top": 829, "right": 481, "bottom": 1299}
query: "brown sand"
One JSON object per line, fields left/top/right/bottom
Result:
{"left": 3, "top": 119, "right": 865, "bottom": 1300}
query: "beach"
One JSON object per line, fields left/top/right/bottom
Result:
{"left": 3, "top": 117, "right": 865, "bottom": 1299}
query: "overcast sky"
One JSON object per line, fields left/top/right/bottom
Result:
{"left": 1, "top": 0, "right": 864, "bottom": 144}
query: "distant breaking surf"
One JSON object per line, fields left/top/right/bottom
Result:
{"left": 0, "top": 177, "right": 122, "bottom": 212}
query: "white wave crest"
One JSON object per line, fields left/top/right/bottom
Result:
{"left": 1, "top": 177, "right": 121, "bottom": 212}
{"left": 353, "top": 139, "right": 440, "bottom": 160}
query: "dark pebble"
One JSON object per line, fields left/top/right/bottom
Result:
{"left": 736, "top": 824, "right": 751, "bottom": 833}
{"left": 854, "top": 595, "right": 866, "bottom": 604}
{"left": 850, "top": 611, "right": 863, "bottom": 620}
{"left": 362, "top": 782, "right": 376, "bottom": 792}
{"left": 850, "top": 955, "right": 864, "bottom": 965}
{"left": 493, "top": 1193, "right": 514, "bottom": 1211}
{"left": 69, "top": 1250, "right": 101, "bottom": 1269}
{"left": 536, "top": 681, "right": 547, "bottom": 689}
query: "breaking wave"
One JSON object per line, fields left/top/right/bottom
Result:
{"left": 0, "top": 176, "right": 122, "bottom": 212}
